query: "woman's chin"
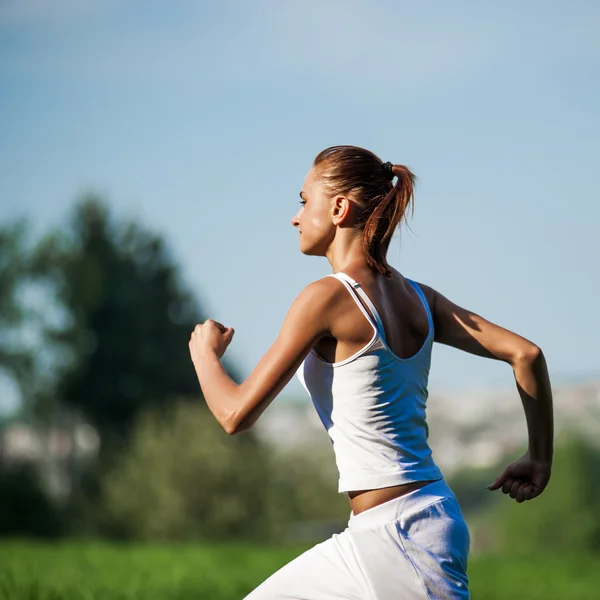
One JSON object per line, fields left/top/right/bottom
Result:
{"left": 299, "top": 236, "right": 326, "bottom": 257}
{"left": 300, "top": 245, "right": 323, "bottom": 257}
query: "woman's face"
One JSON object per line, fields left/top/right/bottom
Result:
{"left": 292, "top": 167, "right": 336, "bottom": 256}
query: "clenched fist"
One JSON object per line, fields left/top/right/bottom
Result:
{"left": 487, "top": 452, "right": 551, "bottom": 503}
{"left": 189, "top": 319, "right": 235, "bottom": 363}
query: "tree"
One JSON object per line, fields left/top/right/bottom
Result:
{"left": 0, "top": 221, "right": 34, "bottom": 404}
{"left": 99, "top": 402, "right": 271, "bottom": 540}
{"left": 33, "top": 196, "right": 223, "bottom": 445}
{"left": 98, "top": 401, "right": 348, "bottom": 542}
{"left": 0, "top": 221, "right": 37, "bottom": 470}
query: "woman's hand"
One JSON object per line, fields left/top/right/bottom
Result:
{"left": 189, "top": 320, "right": 235, "bottom": 363}
{"left": 487, "top": 452, "right": 551, "bottom": 503}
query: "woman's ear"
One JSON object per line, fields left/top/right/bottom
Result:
{"left": 331, "top": 195, "right": 354, "bottom": 226}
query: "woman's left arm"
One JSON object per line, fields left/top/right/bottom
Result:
{"left": 189, "top": 279, "right": 334, "bottom": 434}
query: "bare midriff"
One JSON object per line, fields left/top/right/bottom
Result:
{"left": 348, "top": 480, "right": 438, "bottom": 515}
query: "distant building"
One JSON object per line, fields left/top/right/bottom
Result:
{"left": 0, "top": 416, "right": 100, "bottom": 502}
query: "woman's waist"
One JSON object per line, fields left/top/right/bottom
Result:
{"left": 348, "top": 479, "right": 440, "bottom": 516}
{"left": 336, "top": 461, "right": 444, "bottom": 496}
{"left": 347, "top": 478, "right": 454, "bottom": 529}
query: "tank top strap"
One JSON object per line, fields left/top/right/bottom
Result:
{"left": 329, "top": 273, "right": 387, "bottom": 341}
{"left": 406, "top": 279, "right": 434, "bottom": 335}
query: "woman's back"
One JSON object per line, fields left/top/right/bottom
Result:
{"left": 314, "top": 265, "right": 432, "bottom": 365}
{"left": 297, "top": 268, "right": 443, "bottom": 495}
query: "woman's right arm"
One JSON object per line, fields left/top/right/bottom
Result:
{"left": 421, "top": 285, "right": 554, "bottom": 502}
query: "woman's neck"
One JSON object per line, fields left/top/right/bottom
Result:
{"left": 326, "top": 231, "right": 371, "bottom": 274}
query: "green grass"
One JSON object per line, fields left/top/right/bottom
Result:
{"left": 468, "top": 553, "right": 600, "bottom": 599}
{"left": 0, "top": 540, "right": 598, "bottom": 599}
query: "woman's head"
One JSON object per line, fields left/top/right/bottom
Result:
{"left": 292, "top": 145, "right": 416, "bottom": 276}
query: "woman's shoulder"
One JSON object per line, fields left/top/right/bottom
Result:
{"left": 297, "top": 275, "right": 348, "bottom": 308}
{"left": 389, "top": 267, "right": 436, "bottom": 313}
{"left": 284, "top": 276, "right": 351, "bottom": 334}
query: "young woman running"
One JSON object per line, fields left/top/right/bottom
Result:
{"left": 189, "top": 145, "right": 554, "bottom": 599}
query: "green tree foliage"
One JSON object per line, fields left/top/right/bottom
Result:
{"left": 491, "top": 435, "right": 600, "bottom": 554}
{"left": 448, "top": 463, "right": 503, "bottom": 515}
{"left": 0, "top": 221, "right": 34, "bottom": 397}
{"left": 32, "top": 196, "right": 219, "bottom": 442}
{"left": 99, "top": 401, "right": 269, "bottom": 540}
{"left": 0, "top": 464, "right": 63, "bottom": 537}
{"left": 98, "top": 401, "right": 348, "bottom": 542}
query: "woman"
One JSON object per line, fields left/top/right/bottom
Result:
{"left": 189, "top": 145, "right": 554, "bottom": 599}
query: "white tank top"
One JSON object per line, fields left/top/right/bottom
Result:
{"left": 296, "top": 272, "right": 443, "bottom": 493}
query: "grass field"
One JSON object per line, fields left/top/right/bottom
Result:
{"left": 1, "top": 540, "right": 598, "bottom": 599}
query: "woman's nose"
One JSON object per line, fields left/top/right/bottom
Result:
{"left": 291, "top": 213, "right": 300, "bottom": 227}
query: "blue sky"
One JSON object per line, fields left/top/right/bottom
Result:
{"left": 1, "top": 0, "right": 599, "bottom": 406}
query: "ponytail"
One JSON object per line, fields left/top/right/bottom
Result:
{"left": 362, "top": 165, "right": 415, "bottom": 276}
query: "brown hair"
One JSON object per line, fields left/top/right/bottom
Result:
{"left": 313, "top": 145, "right": 416, "bottom": 277}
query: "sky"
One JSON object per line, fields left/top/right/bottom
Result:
{"left": 1, "top": 0, "right": 599, "bottom": 407}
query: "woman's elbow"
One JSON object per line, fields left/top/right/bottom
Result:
{"left": 221, "top": 409, "right": 241, "bottom": 435}
{"left": 512, "top": 341, "right": 543, "bottom": 367}
{"left": 223, "top": 421, "right": 238, "bottom": 435}
{"left": 222, "top": 410, "right": 253, "bottom": 435}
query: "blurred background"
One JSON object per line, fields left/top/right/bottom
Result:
{"left": 1, "top": 1, "right": 599, "bottom": 599}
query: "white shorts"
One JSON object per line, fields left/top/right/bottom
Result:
{"left": 245, "top": 479, "right": 470, "bottom": 600}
